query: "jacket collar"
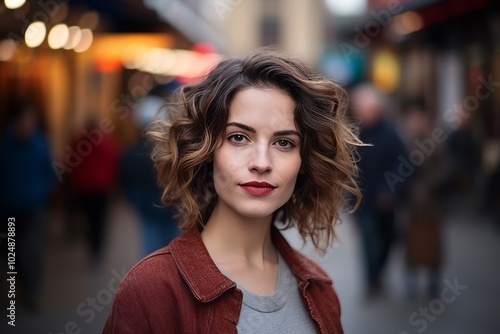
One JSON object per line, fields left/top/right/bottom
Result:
{"left": 271, "top": 227, "right": 332, "bottom": 285}
{"left": 170, "top": 225, "right": 332, "bottom": 303}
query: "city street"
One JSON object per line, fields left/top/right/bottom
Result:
{"left": 1, "top": 1, "right": 499, "bottom": 334}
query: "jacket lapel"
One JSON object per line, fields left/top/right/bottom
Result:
{"left": 170, "top": 227, "right": 236, "bottom": 302}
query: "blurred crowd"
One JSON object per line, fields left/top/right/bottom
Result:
{"left": 349, "top": 83, "right": 495, "bottom": 300}
{"left": 0, "top": 91, "right": 180, "bottom": 312}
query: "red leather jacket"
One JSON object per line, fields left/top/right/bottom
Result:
{"left": 102, "top": 226, "right": 343, "bottom": 333}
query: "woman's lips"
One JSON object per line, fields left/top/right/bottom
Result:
{"left": 239, "top": 182, "right": 276, "bottom": 196}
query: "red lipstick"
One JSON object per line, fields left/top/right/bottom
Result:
{"left": 239, "top": 181, "right": 276, "bottom": 196}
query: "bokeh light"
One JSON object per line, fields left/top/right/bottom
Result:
{"left": 24, "top": 21, "right": 46, "bottom": 48}
{"left": 48, "top": 24, "right": 69, "bottom": 50}
{"left": 4, "top": 0, "right": 26, "bottom": 10}
{"left": 79, "top": 11, "right": 100, "bottom": 30}
{"left": 73, "top": 28, "right": 93, "bottom": 53}
{"left": 325, "top": 0, "right": 367, "bottom": 16}
{"left": 392, "top": 11, "right": 424, "bottom": 36}
{"left": 63, "top": 26, "right": 82, "bottom": 50}
{"left": 372, "top": 50, "right": 400, "bottom": 93}
{"left": 0, "top": 39, "right": 17, "bottom": 61}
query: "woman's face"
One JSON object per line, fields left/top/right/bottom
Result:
{"left": 212, "top": 87, "right": 302, "bottom": 220}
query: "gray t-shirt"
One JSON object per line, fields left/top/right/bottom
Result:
{"left": 226, "top": 253, "right": 317, "bottom": 334}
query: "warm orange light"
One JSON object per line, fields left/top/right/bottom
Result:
{"left": 392, "top": 11, "right": 424, "bottom": 35}
{"left": 0, "top": 39, "right": 17, "bottom": 61}
{"left": 87, "top": 34, "right": 220, "bottom": 79}
{"left": 95, "top": 57, "right": 122, "bottom": 73}
{"left": 372, "top": 50, "right": 400, "bottom": 93}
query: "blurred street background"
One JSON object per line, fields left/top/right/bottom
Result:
{"left": 0, "top": 0, "right": 499, "bottom": 333}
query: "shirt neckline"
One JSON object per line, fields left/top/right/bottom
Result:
{"left": 233, "top": 253, "right": 289, "bottom": 313}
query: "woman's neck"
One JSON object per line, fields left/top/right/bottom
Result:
{"left": 201, "top": 199, "right": 277, "bottom": 269}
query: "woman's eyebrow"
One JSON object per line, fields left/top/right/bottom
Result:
{"left": 226, "top": 122, "right": 300, "bottom": 138}
{"left": 274, "top": 130, "right": 301, "bottom": 138}
{"left": 226, "top": 122, "right": 256, "bottom": 133}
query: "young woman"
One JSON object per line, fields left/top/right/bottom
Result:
{"left": 102, "top": 49, "right": 362, "bottom": 334}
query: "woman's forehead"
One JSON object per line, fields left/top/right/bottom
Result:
{"left": 227, "top": 87, "right": 297, "bottom": 132}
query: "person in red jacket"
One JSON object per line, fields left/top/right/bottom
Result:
{"left": 103, "top": 49, "right": 363, "bottom": 333}
{"left": 69, "top": 119, "right": 121, "bottom": 266}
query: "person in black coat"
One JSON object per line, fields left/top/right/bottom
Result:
{"left": 351, "top": 84, "right": 407, "bottom": 296}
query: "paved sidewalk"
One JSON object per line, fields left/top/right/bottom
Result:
{"left": 283, "top": 208, "right": 500, "bottom": 334}
{"left": 2, "top": 198, "right": 142, "bottom": 334}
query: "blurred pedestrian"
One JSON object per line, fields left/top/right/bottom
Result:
{"left": 350, "top": 83, "right": 407, "bottom": 297}
{"left": 400, "top": 100, "right": 445, "bottom": 298}
{"left": 69, "top": 118, "right": 121, "bottom": 267}
{"left": 103, "top": 49, "right": 363, "bottom": 333}
{"left": 484, "top": 155, "right": 500, "bottom": 231}
{"left": 446, "top": 113, "right": 482, "bottom": 202}
{"left": 0, "top": 99, "right": 56, "bottom": 311}
{"left": 120, "top": 95, "right": 179, "bottom": 256}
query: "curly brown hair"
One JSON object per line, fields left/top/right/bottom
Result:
{"left": 147, "top": 48, "right": 363, "bottom": 252}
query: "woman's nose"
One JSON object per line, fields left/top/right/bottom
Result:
{"left": 248, "top": 144, "right": 272, "bottom": 174}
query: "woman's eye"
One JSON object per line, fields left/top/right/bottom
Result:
{"left": 275, "top": 139, "right": 294, "bottom": 148}
{"left": 228, "top": 133, "right": 247, "bottom": 143}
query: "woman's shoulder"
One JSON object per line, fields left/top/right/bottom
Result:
{"left": 103, "top": 240, "right": 194, "bottom": 333}
{"left": 117, "top": 245, "right": 181, "bottom": 295}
